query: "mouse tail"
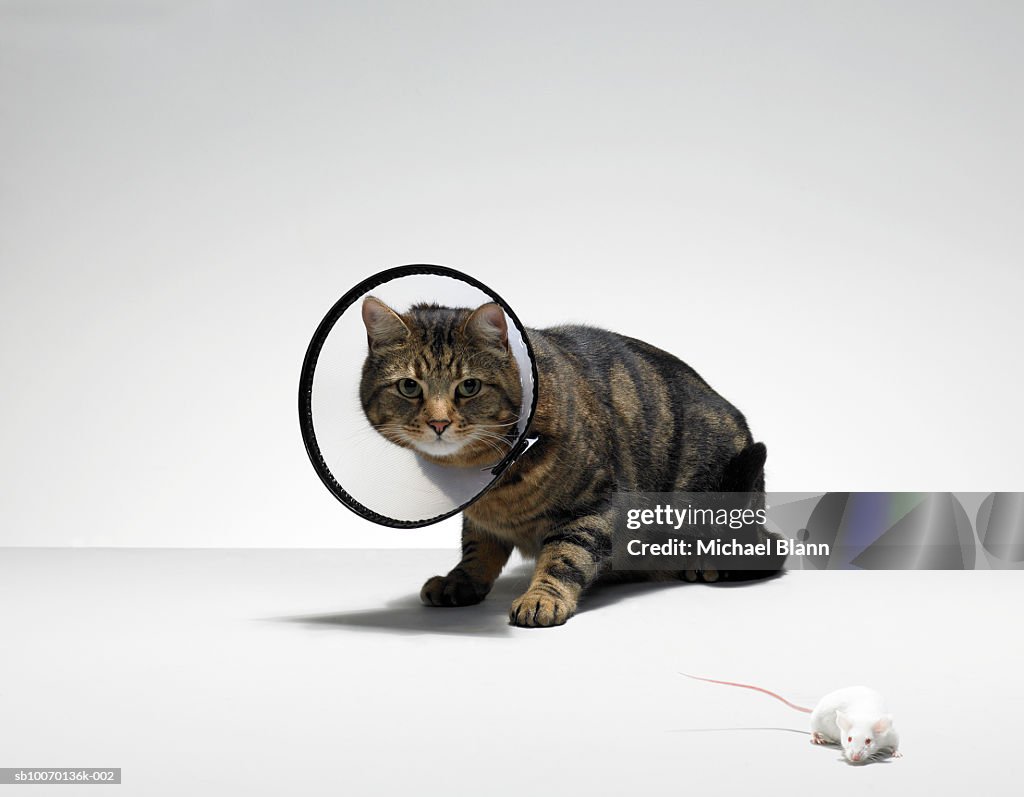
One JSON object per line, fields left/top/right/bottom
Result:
{"left": 680, "top": 673, "right": 812, "bottom": 714}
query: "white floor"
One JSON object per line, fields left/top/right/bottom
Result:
{"left": 1, "top": 549, "right": 1020, "bottom": 796}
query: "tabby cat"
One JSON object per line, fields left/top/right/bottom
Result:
{"left": 360, "top": 296, "right": 777, "bottom": 627}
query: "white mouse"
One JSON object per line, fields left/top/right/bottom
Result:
{"left": 809, "top": 685, "right": 900, "bottom": 763}
{"left": 682, "top": 674, "right": 902, "bottom": 764}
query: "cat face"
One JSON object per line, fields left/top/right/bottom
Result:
{"left": 359, "top": 297, "right": 522, "bottom": 466}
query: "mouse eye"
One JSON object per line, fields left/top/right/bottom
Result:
{"left": 847, "top": 736, "right": 852, "bottom": 743}
{"left": 865, "top": 739, "right": 871, "bottom": 745}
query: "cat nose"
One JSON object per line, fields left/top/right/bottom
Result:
{"left": 427, "top": 419, "right": 451, "bottom": 436}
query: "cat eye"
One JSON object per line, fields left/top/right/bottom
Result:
{"left": 396, "top": 378, "right": 422, "bottom": 398}
{"left": 456, "top": 378, "right": 482, "bottom": 398}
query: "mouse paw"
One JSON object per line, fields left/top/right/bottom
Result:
{"left": 891, "top": 750, "right": 903, "bottom": 759}
{"left": 810, "top": 732, "right": 830, "bottom": 745}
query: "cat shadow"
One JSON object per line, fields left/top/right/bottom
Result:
{"left": 278, "top": 595, "right": 512, "bottom": 637}
{"left": 274, "top": 565, "right": 785, "bottom": 636}
{"left": 273, "top": 564, "right": 535, "bottom": 638}
{"left": 579, "top": 568, "right": 786, "bottom": 614}
{"left": 576, "top": 577, "right": 691, "bottom": 614}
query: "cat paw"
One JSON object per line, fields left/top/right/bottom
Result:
{"left": 681, "top": 558, "right": 719, "bottom": 583}
{"left": 420, "top": 570, "right": 489, "bottom": 607}
{"left": 509, "top": 590, "right": 574, "bottom": 627}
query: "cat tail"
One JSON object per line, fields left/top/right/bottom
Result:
{"left": 718, "top": 442, "right": 767, "bottom": 493}
{"left": 699, "top": 441, "right": 783, "bottom": 582}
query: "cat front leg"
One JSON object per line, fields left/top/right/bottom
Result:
{"left": 509, "top": 513, "right": 612, "bottom": 627}
{"left": 420, "top": 518, "right": 513, "bottom": 607}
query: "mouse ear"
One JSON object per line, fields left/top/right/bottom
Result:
{"left": 836, "top": 711, "right": 852, "bottom": 732}
{"left": 872, "top": 714, "right": 892, "bottom": 734}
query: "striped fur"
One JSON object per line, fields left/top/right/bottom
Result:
{"left": 361, "top": 300, "right": 776, "bottom": 627}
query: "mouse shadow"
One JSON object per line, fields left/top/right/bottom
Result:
{"left": 272, "top": 565, "right": 785, "bottom": 637}
{"left": 670, "top": 729, "right": 895, "bottom": 767}
{"left": 668, "top": 727, "right": 809, "bottom": 736}
{"left": 807, "top": 742, "right": 897, "bottom": 767}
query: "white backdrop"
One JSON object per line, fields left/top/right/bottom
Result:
{"left": 1, "top": 1, "right": 1021, "bottom": 547}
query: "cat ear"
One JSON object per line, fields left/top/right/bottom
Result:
{"left": 463, "top": 303, "right": 508, "bottom": 350}
{"left": 872, "top": 715, "right": 892, "bottom": 735}
{"left": 836, "top": 711, "right": 852, "bottom": 732}
{"left": 362, "top": 297, "right": 410, "bottom": 350}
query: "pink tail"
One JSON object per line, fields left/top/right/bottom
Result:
{"left": 680, "top": 673, "right": 812, "bottom": 713}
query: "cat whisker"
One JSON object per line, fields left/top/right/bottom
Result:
{"left": 465, "top": 429, "right": 512, "bottom": 445}
{"left": 463, "top": 432, "right": 512, "bottom": 459}
{"left": 475, "top": 426, "right": 518, "bottom": 433}
{"left": 342, "top": 427, "right": 404, "bottom": 442}
{"left": 467, "top": 430, "right": 516, "bottom": 446}
{"left": 357, "top": 427, "right": 412, "bottom": 441}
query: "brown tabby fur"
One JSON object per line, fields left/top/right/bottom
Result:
{"left": 361, "top": 298, "right": 774, "bottom": 628}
